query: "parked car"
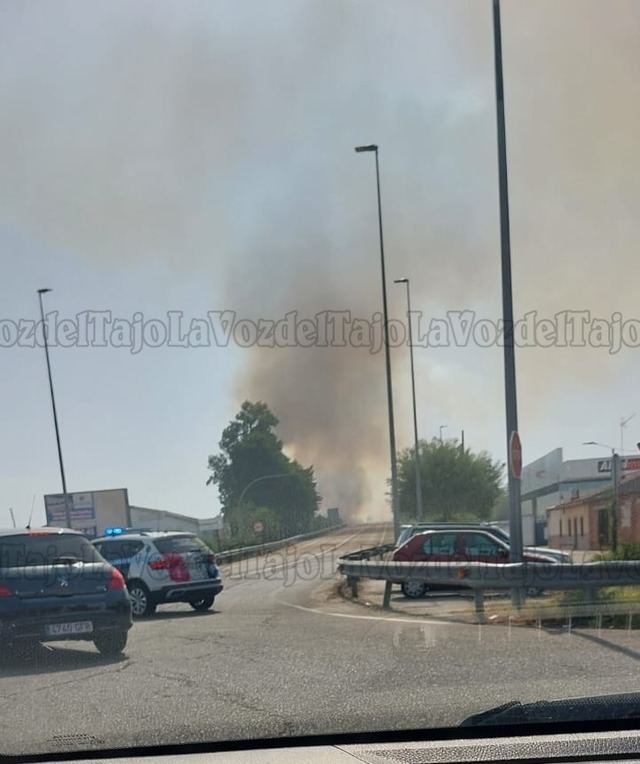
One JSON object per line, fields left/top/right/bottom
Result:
{"left": 395, "top": 522, "right": 571, "bottom": 563}
{"left": 0, "top": 528, "right": 132, "bottom": 655}
{"left": 392, "top": 528, "right": 558, "bottom": 598}
{"left": 93, "top": 530, "right": 223, "bottom": 617}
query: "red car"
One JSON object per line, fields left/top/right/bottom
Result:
{"left": 392, "top": 529, "right": 557, "bottom": 598}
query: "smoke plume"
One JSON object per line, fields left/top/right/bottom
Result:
{"left": 1, "top": 1, "right": 639, "bottom": 521}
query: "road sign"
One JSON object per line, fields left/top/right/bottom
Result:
{"left": 509, "top": 431, "right": 522, "bottom": 479}
{"left": 253, "top": 521, "right": 264, "bottom": 534}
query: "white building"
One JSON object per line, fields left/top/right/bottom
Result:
{"left": 130, "top": 506, "right": 223, "bottom": 538}
{"left": 44, "top": 487, "right": 223, "bottom": 539}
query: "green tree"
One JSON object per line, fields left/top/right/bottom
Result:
{"left": 397, "top": 438, "right": 504, "bottom": 522}
{"left": 490, "top": 488, "right": 509, "bottom": 521}
{"left": 207, "top": 401, "right": 321, "bottom": 538}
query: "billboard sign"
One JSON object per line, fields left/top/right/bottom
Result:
{"left": 44, "top": 489, "right": 129, "bottom": 537}
{"left": 597, "top": 457, "right": 640, "bottom": 473}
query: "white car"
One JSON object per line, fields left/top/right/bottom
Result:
{"left": 93, "top": 530, "right": 223, "bottom": 617}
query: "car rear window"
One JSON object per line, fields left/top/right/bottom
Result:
{"left": 153, "top": 536, "right": 210, "bottom": 555}
{"left": 0, "top": 533, "right": 102, "bottom": 568}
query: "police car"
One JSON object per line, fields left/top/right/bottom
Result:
{"left": 93, "top": 528, "right": 223, "bottom": 617}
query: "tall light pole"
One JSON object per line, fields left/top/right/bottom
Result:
{"left": 493, "top": 0, "right": 523, "bottom": 565}
{"left": 37, "top": 288, "right": 72, "bottom": 528}
{"left": 355, "top": 144, "right": 400, "bottom": 540}
{"left": 394, "top": 278, "right": 423, "bottom": 522}
{"left": 583, "top": 441, "right": 619, "bottom": 551}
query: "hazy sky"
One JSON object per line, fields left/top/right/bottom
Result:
{"left": 1, "top": 0, "right": 639, "bottom": 526}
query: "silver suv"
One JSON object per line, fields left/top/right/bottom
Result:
{"left": 93, "top": 531, "right": 223, "bottom": 617}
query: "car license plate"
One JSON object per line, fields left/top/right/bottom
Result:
{"left": 45, "top": 621, "right": 93, "bottom": 637}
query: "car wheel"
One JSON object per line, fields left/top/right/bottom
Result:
{"left": 94, "top": 630, "right": 128, "bottom": 656}
{"left": 127, "top": 582, "right": 156, "bottom": 617}
{"left": 401, "top": 581, "right": 427, "bottom": 599}
{"left": 190, "top": 595, "right": 215, "bottom": 611}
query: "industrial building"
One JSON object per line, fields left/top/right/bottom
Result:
{"left": 520, "top": 448, "right": 640, "bottom": 545}
{"left": 44, "top": 488, "right": 223, "bottom": 539}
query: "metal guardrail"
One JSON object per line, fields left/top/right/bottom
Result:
{"left": 337, "top": 557, "right": 640, "bottom": 622}
{"left": 215, "top": 524, "right": 345, "bottom": 565}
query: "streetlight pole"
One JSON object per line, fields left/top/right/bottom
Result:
{"left": 492, "top": 0, "right": 523, "bottom": 564}
{"left": 37, "top": 288, "right": 72, "bottom": 528}
{"left": 583, "top": 441, "right": 620, "bottom": 551}
{"left": 394, "top": 278, "right": 423, "bottom": 522}
{"left": 355, "top": 144, "right": 400, "bottom": 541}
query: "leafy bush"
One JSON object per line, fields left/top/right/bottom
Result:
{"left": 594, "top": 543, "right": 640, "bottom": 561}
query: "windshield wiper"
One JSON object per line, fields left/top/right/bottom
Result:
{"left": 460, "top": 692, "right": 640, "bottom": 726}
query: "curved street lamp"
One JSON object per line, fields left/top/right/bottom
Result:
{"left": 583, "top": 440, "right": 620, "bottom": 551}
{"left": 355, "top": 143, "right": 400, "bottom": 541}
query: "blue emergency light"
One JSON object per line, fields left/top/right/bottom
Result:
{"left": 105, "top": 527, "right": 124, "bottom": 536}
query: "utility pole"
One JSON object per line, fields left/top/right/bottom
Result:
{"left": 612, "top": 451, "right": 620, "bottom": 552}
{"left": 355, "top": 144, "right": 401, "bottom": 540}
{"left": 37, "top": 288, "right": 72, "bottom": 528}
{"left": 492, "top": 0, "right": 523, "bottom": 565}
{"left": 583, "top": 441, "right": 620, "bottom": 552}
{"left": 394, "top": 278, "right": 423, "bottom": 522}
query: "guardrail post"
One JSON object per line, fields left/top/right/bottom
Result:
{"left": 511, "top": 587, "right": 523, "bottom": 610}
{"left": 347, "top": 576, "right": 359, "bottom": 599}
{"left": 382, "top": 581, "right": 393, "bottom": 609}
{"left": 474, "top": 590, "right": 486, "bottom": 624}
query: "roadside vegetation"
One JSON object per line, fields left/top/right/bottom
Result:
{"left": 397, "top": 438, "right": 504, "bottom": 522}
{"left": 206, "top": 401, "right": 325, "bottom": 549}
{"left": 554, "top": 544, "right": 640, "bottom": 628}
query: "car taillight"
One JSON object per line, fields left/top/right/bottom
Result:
{"left": 0, "top": 584, "right": 14, "bottom": 597}
{"left": 148, "top": 553, "right": 181, "bottom": 570}
{"left": 148, "top": 552, "right": 190, "bottom": 582}
{"left": 106, "top": 568, "right": 125, "bottom": 591}
{"left": 149, "top": 558, "right": 171, "bottom": 570}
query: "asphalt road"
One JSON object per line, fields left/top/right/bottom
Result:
{"left": 2, "top": 524, "right": 640, "bottom": 758}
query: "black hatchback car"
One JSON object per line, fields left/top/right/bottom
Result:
{"left": 0, "top": 528, "right": 132, "bottom": 655}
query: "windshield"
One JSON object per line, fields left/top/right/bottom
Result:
{"left": 0, "top": 534, "right": 102, "bottom": 568}
{"left": 488, "top": 527, "right": 510, "bottom": 544}
{"left": 396, "top": 528, "right": 414, "bottom": 547}
{"left": 2, "top": 0, "right": 640, "bottom": 758}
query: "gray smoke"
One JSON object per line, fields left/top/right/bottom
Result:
{"left": 1, "top": 0, "right": 639, "bottom": 521}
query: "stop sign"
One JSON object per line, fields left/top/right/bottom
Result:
{"left": 509, "top": 431, "right": 522, "bottom": 479}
